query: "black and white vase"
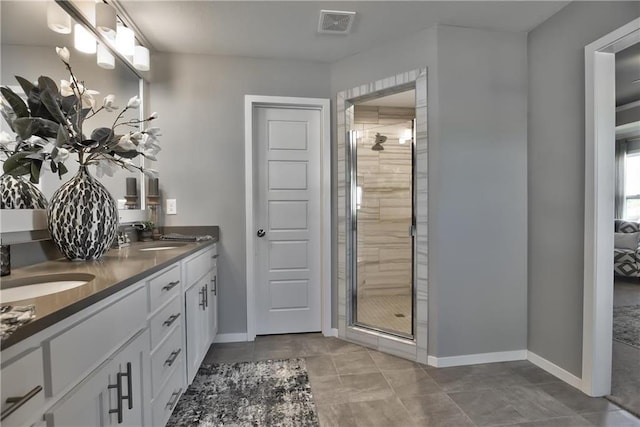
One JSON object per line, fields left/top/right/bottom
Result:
{"left": 47, "top": 166, "right": 118, "bottom": 260}
{"left": 0, "top": 174, "right": 48, "bottom": 209}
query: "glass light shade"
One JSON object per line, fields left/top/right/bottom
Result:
{"left": 95, "top": 3, "right": 117, "bottom": 39}
{"left": 74, "top": 24, "right": 96, "bottom": 54}
{"left": 133, "top": 46, "right": 150, "bottom": 71}
{"left": 97, "top": 44, "right": 115, "bottom": 69}
{"left": 47, "top": 4, "right": 71, "bottom": 34}
{"left": 116, "top": 25, "right": 135, "bottom": 57}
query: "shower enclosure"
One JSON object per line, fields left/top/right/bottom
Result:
{"left": 337, "top": 69, "right": 428, "bottom": 362}
{"left": 350, "top": 100, "right": 416, "bottom": 338}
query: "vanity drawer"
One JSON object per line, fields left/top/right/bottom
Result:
{"left": 150, "top": 325, "right": 183, "bottom": 396}
{"left": 48, "top": 284, "right": 146, "bottom": 396}
{"left": 152, "top": 363, "right": 184, "bottom": 427}
{"left": 1, "top": 348, "right": 45, "bottom": 427}
{"left": 148, "top": 264, "right": 181, "bottom": 313}
{"left": 185, "top": 245, "right": 215, "bottom": 287}
{"left": 149, "top": 294, "right": 181, "bottom": 351}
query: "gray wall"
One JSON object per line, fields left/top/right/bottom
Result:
{"left": 432, "top": 26, "right": 528, "bottom": 357}
{"left": 528, "top": 1, "right": 640, "bottom": 376}
{"left": 331, "top": 25, "right": 528, "bottom": 358}
{"left": 149, "top": 53, "right": 330, "bottom": 334}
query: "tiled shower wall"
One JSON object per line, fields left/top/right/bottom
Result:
{"left": 354, "top": 106, "right": 414, "bottom": 297}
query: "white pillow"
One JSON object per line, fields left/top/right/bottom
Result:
{"left": 614, "top": 232, "right": 640, "bottom": 250}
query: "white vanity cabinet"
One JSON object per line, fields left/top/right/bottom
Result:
{"left": 183, "top": 244, "right": 218, "bottom": 383}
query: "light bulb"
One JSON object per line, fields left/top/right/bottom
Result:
{"left": 133, "top": 46, "right": 150, "bottom": 71}
{"left": 95, "top": 3, "right": 117, "bottom": 39}
{"left": 116, "top": 25, "right": 135, "bottom": 57}
{"left": 74, "top": 24, "right": 96, "bottom": 54}
{"left": 47, "top": 3, "right": 71, "bottom": 34}
{"left": 97, "top": 44, "right": 115, "bottom": 69}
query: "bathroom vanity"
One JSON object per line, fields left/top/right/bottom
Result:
{"left": 0, "top": 240, "right": 219, "bottom": 427}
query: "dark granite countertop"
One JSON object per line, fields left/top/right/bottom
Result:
{"left": 0, "top": 238, "right": 217, "bottom": 350}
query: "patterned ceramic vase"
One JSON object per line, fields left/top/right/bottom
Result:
{"left": 0, "top": 174, "right": 48, "bottom": 209}
{"left": 47, "top": 166, "right": 118, "bottom": 260}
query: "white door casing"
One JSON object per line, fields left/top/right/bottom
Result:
{"left": 245, "top": 96, "right": 331, "bottom": 340}
{"left": 583, "top": 18, "right": 640, "bottom": 397}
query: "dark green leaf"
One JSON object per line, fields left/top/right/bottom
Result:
{"left": 14, "top": 76, "right": 36, "bottom": 97}
{"left": 3, "top": 152, "right": 30, "bottom": 175}
{"left": 27, "top": 89, "right": 55, "bottom": 122}
{"left": 37, "top": 76, "right": 58, "bottom": 94}
{"left": 13, "top": 117, "right": 59, "bottom": 139}
{"left": 0, "top": 86, "right": 29, "bottom": 118}
{"left": 113, "top": 150, "right": 140, "bottom": 159}
{"left": 57, "top": 162, "right": 68, "bottom": 179}
{"left": 30, "top": 160, "right": 42, "bottom": 183}
{"left": 60, "top": 95, "right": 78, "bottom": 114}
{"left": 50, "top": 160, "right": 58, "bottom": 173}
{"left": 91, "top": 127, "right": 113, "bottom": 146}
{"left": 56, "top": 125, "right": 69, "bottom": 147}
{"left": 79, "top": 139, "right": 99, "bottom": 149}
{"left": 40, "top": 88, "right": 66, "bottom": 124}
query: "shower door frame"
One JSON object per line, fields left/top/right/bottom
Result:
{"left": 337, "top": 69, "right": 428, "bottom": 363}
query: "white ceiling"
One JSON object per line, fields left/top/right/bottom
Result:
{"left": 117, "top": 1, "right": 571, "bottom": 63}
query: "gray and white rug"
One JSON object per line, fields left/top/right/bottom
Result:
{"left": 613, "top": 304, "right": 640, "bottom": 349}
{"left": 167, "top": 358, "right": 320, "bottom": 427}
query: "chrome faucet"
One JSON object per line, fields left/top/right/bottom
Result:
{"left": 1, "top": 245, "right": 10, "bottom": 276}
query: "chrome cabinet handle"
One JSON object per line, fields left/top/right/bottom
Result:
{"left": 257, "top": 229, "right": 265, "bottom": 237}
{"left": 211, "top": 276, "right": 217, "bottom": 296}
{"left": 108, "top": 373, "right": 123, "bottom": 423}
{"left": 164, "top": 348, "right": 182, "bottom": 367}
{"left": 204, "top": 283, "right": 209, "bottom": 308}
{"left": 122, "top": 362, "right": 133, "bottom": 411}
{"left": 163, "top": 313, "right": 181, "bottom": 327}
{"left": 199, "top": 286, "right": 206, "bottom": 309}
{"left": 166, "top": 388, "right": 182, "bottom": 410}
{"left": 162, "top": 280, "right": 180, "bottom": 291}
{"left": 0, "top": 385, "right": 43, "bottom": 421}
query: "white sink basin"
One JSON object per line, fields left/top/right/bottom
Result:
{"left": 138, "top": 243, "right": 188, "bottom": 252}
{"left": 0, "top": 273, "right": 95, "bottom": 303}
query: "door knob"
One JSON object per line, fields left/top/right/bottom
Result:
{"left": 257, "top": 229, "right": 265, "bottom": 237}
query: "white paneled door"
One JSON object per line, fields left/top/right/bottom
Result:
{"left": 254, "top": 106, "right": 322, "bottom": 334}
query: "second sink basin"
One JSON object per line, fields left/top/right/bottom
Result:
{"left": 0, "top": 273, "right": 95, "bottom": 303}
{"left": 138, "top": 243, "right": 188, "bottom": 252}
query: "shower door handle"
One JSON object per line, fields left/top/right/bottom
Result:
{"left": 409, "top": 224, "right": 416, "bottom": 237}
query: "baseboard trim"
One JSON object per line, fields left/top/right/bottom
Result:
{"left": 427, "top": 350, "right": 527, "bottom": 368}
{"left": 213, "top": 333, "right": 248, "bottom": 343}
{"left": 325, "top": 328, "right": 339, "bottom": 337}
{"left": 527, "top": 351, "right": 583, "bottom": 390}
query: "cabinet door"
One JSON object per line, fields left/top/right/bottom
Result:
{"left": 47, "top": 330, "right": 150, "bottom": 427}
{"left": 46, "top": 359, "right": 111, "bottom": 426}
{"left": 184, "top": 280, "right": 206, "bottom": 383}
{"left": 107, "top": 330, "right": 150, "bottom": 427}
{"left": 209, "top": 265, "right": 219, "bottom": 343}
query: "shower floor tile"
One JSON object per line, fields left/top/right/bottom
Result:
{"left": 357, "top": 294, "right": 412, "bottom": 335}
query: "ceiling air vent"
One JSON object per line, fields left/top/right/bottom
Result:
{"left": 318, "top": 10, "right": 356, "bottom": 35}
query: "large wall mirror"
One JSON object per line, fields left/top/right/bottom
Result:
{"left": 1, "top": 0, "right": 147, "bottom": 226}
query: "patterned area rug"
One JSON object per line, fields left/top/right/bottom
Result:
{"left": 167, "top": 358, "right": 319, "bottom": 427}
{"left": 613, "top": 304, "right": 640, "bottom": 349}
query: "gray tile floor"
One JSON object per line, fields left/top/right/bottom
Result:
{"left": 204, "top": 334, "right": 640, "bottom": 427}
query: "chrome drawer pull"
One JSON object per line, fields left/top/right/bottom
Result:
{"left": 163, "top": 313, "right": 181, "bottom": 327}
{"left": 166, "top": 388, "right": 182, "bottom": 410}
{"left": 1, "top": 385, "right": 43, "bottom": 421}
{"left": 108, "top": 373, "right": 123, "bottom": 423}
{"left": 162, "top": 280, "right": 180, "bottom": 291}
{"left": 164, "top": 348, "right": 182, "bottom": 367}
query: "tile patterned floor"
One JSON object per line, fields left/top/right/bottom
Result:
{"left": 204, "top": 334, "right": 640, "bottom": 427}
